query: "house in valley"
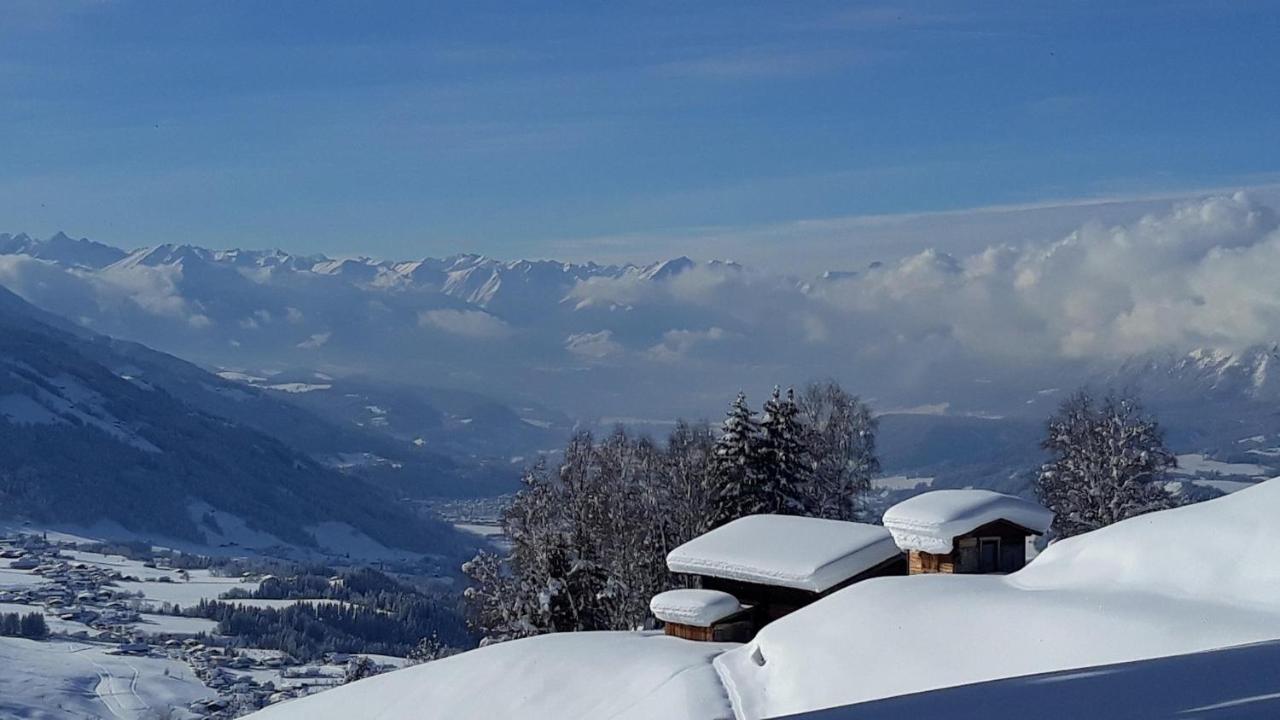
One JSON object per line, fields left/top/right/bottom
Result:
{"left": 659, "top": 515, "right": 906, "bottom": 640}
{"left": 882, "top": 489, "right": 1054, "bottom": 575}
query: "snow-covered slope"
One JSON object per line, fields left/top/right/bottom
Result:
{"left": 246, "top": 478, "right": 1280, "bottom": 720}
{"left": 719, "top": 477, "right": 1280, "bottom": 718}
{"left": 0, "top": 637, "right": 212, "bottom": 719}
{"left": 787, "top": 639, "right": 1280, "bottom": 720}
{"left": 248, "top": 632, "right": 735, "bottom": 720}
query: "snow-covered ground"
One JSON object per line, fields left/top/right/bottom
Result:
{"left": 870, "top": 475, "right": 934, "bottom": 491}
{"left": 116, "top": 573, "right": 259, "bottom": 611}
{"left": 787, "top": 639, "right": 1280, "bottom": 720}
{"left": 1174, "top": 453, "right": 1271, "bottom": 478}
{"left": 245, "top": 477, "right": 1280, "bottom": 720}
{"left": 0, "top": 636, "right": 212, "bottom": 719}
{"left": 249, "top": 633, "right": 734, "bottom": 720}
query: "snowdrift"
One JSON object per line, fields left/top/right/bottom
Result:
{"left": 718, "top": 477, "right": 1280, "bottom": 718}
{"left": 246, "top": 632, "right": 735, "bottom": 720}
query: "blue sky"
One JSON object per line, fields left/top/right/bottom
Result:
{"left": 2, "top": 1, "right": 1278, "bottom": 267}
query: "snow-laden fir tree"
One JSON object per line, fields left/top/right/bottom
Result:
{"left": 757, "top": 386, "right": 814, "bottom": 515}
{"left": 796, "top": 381, "right": 879, "bottom": 521}
{"left": 708, "top": 392, "right": 767, "bottom": 525}
{"left": 1035, "top": 390, "right": 1179, "bottom": 538}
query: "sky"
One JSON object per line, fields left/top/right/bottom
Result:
{"left": 2, "top": 1, "right": 1279, "bottom": 271}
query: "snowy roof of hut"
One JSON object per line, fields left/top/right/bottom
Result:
{"left": 650, "top": 589, "right": 741, "bottom": 627}
{"left": 666, "top": 515, "right": 902, "bottom": 593}
{"left": 882, "top": 490, "right": 1054, "bottom": 554}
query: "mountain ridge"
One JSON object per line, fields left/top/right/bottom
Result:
{"left": 0, "top": 283, "right": 471, "bottom": 555}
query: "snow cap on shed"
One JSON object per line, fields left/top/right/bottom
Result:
{"left": 882, "top": 489, "right": 1053, "bottom": 554}
{"left": 666, "top": 515, "right": 902, "bottom": 593}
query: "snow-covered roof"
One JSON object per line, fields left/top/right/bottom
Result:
{"left": 882, "top": 490, "right": 1053, "bottom": 554}
{"left": 650, "top": 589, "right": 741, "bottom": 627}
{"left": 666, "top": 515, "right": 902, "bottom": 593}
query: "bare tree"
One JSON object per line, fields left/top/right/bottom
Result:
{"left": 1036, "top": 389, "right": 1179, "bottom": 538}
{"left": 796, "top": 381, "right": 879, "bottom": 521}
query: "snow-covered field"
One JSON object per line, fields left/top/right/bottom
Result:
{"left": 0, "top": 636, "right": 212, "bottom": 719}
{"left": 245, "top": 477, "right": 1280, "bottom": 720}
{"left": 1174, "top": 453, "right": 1271, "bottom": 478}
{"left": 870, "top": 475, "right": 934, "bottom": 491}
{"left": 116, "top": 573, "right": 257, "bottom": 611}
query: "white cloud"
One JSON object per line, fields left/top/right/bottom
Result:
{"left": 0, "top": 254, "right": 214, "bottom": 329}
{"left": 813, "top": 191, "right": 1280, "bottom": 360}
{"left": 418, "top": 309, "right": 512, "bottom": 339}
{"left": 648, "top": 327, "right": 731, "bottom": 362}
{"left": 566, "top": 330, "right": 623, "bottom": 360}
{"left": 297, "top": 332, "right": 331, "bottom": 349}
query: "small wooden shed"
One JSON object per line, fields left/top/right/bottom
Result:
{"left": 662, "top": 514, "right": 906, "bottom": 639}
{"left": 882, "top": 489, "right": 1054, "bottom": 575}
{"left": 650, "top": 589, "right": 751, "bottom": 642}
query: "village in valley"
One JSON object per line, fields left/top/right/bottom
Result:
{"left": 0, "top": 530, "right": 422, "bottom": 718}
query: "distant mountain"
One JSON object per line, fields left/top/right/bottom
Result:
{"left": 0, "top": 231, "right": 126, "bottom": 269}
{"left": 1105, "top": 345, "right": 1280, "bottom": 405}
{"left": 0, "top": 233, "right": 728, "bottom": 419}
{"left": 0, "top": 284, "right": 473, "bottom": 555}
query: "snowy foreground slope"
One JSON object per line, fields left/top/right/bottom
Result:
{"left": 722, "top": 477, "right": 1280, "bottom": 718}
{"left": 248, "top": 633, "right": 734, "bottom": 720}
{"left": 248, "top": 479, "right": 1280, "bottom": 720}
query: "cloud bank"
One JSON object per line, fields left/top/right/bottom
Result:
{"left": 1, "top": 193, "right": 1277, "bottom": 418}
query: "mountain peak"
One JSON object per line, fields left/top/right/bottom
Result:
{"left": 640, "top": 256, "right": 695, "bottom": 281}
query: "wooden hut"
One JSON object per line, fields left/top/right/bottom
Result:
{"left": 661, "top": 515, "right": 906, "bottom": 639}
{"left": 650, "top": 589, "right": 752, "bottom": 642}
{"left": 882, "top": 489, "right": 1054, "bottom": 575}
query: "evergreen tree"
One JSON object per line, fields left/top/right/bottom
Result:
{"left": 708, "top": 392, "right": 766, "bottom": 525}
{"left": 18, "top": 612, "right": 47, "bottom": 640}
{"left": 1036, "top": 390, "right": 1179, "bottom": 538}
{"left": 757, "top": 387, "right": 814, "bottom": 514}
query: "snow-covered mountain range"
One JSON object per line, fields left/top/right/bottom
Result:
{"left": 4, "top": 217, "right": 1278, "bottom": 422}
{"left": 3, "top": 191, "right": 1280, "bottom": 495}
